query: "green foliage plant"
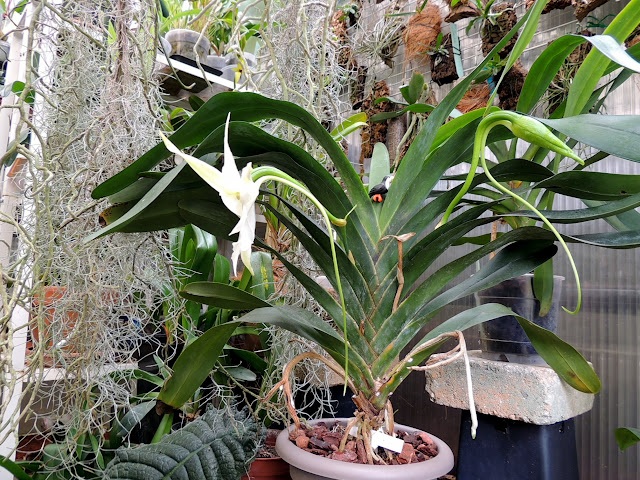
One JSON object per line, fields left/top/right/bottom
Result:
{"left": 83, "top": 0, "right": 640, "bottom": 463}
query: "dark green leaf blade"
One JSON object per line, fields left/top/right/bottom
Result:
{"left": 615, "top": 427, "right": 640, "bottom": 451}
{"left": 158, "top": 322, "right": 239, "bottom": 408}
{"left": 180, "top": 282, "right": 272, "bottom": 310}
{"left": 516, "top": 317, "right": 601, "bottom": 393}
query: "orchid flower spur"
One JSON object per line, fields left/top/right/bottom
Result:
{"left": 439, "top": 111, "right": 585, "bottom": 314}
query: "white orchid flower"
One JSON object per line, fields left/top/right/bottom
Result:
{"left": 161, "top": 114, "right": 258, "bottom": 276}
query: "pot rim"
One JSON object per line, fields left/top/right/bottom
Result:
{"left": 275, "top": 418, "right": 454, "bottom": 480}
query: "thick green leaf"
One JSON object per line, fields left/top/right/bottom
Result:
{"left": 92, "top": 92, "right": 375, "bottom": 233}
{"left": 400, "top": 73, "right": 425, "bottom": 105}
{"left": 615, "top": 427, "right": 640, "bottom": 451}
{"left": 180, "top": 282, "right": 271, "bottom": 310}
{"left": 368, "top": 143, "right": 390, "bottom": 190}
{"left": 178, "top": 199, "right": 241, "bottom": 240}
{"left": 565, "top": 0, "right": 640, "bottom": 117}
{"left": 533, "top": 258, "right": 554, "bottom": 316}
{"left": 537, "top": 115, "right": 640, "bottom": 163}
{"left": 516, "top": 317, "right": 601, "bottom": 393}
{"left": 213, "top": 254, "right": 232, "bottom": 284}
{"left": 109, "top": 401, "right": 156, "bottom": 450}
{"left": 0, "top": 456, "right": 37, "bottom": 480}
{"left": 84, "top": 162, "right": 188, "bottom": 242}
{"left": 247, "top": 252, "right": 275, "bottom": 300}
{"left": 158, "top": 322, "right": 239, "bottom": 408}
{"left": 224, "top": 366, "right": 257, "bottom": 382}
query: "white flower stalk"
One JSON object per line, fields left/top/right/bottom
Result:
{"left": 161, "top": 114, "right": 259, "bottom": 276}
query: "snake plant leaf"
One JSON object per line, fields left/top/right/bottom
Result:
{"left": 537, "top": 115, "right": 640, "bottom": 163}
{"left": 381, "top": 6, "right": 535, "bottom": 231}
{"left": 158, "top": 322, "right": 239, "bottom": 408}
{"left": 368, "top": 143, "right": 390, "bottom": 192}
{"left": 103, "top": 407, "right": 259, "bottom": 480}
{"left": 400, "top": 73, "right": 424, "bottom": 105}
{"left": 180, "top": 282, "right": 271, "bottom": 310}
{"left": 565, "top": 0, "right": 640, "bottom": 117}
{"left": 515, "top": 317, "right": 601, "bottom": 393}
{"left": 615, "top": 427, "right": 640, "bottom": 451}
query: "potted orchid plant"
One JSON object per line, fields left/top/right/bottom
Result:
{"left": 84, "top": 3, "right": 640, "bottom": 477}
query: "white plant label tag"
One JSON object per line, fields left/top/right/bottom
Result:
{"left": 370, "top": 429, "right": 404, "bottom": 453}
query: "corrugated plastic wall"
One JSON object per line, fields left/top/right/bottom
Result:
{"left": 353, "top": 1, "right": 639, "bottom": 478}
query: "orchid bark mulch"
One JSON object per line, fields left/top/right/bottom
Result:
{"left": 289, "top": 421, "right": 439, "bottom": 466}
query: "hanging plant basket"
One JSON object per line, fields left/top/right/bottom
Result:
{"left": 430, "top": 34, "right": 459, "bottom": 86}
{"left": 403, "top": 5, "right": 442, "bottom": 63}
{"left": 444, "top": 0, "right": 480, "bottom": 23}
{"left": 481, "top": 3, "right": 518, "bottom": 59}
{"left": 573, "top": 0, "right": 610, "bottom": 22}
{"left": 497, "top": 61, "right": 528, "bottom": 111}
{"left": 525, "top": 0, "right": 572, "bottom": 14}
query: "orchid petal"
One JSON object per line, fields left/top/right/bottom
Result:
{"left": 161, "top": 133, "right": 226, "bottom": 191}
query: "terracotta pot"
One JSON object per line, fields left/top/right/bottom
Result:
{"left": 241, "top": 457, "right": 292, "bottom": 480}
{"left": 31, "top": 286, "right": 78, "bottom": 347}
{"left": 275, "top": 418, "right": 454, "bottom": 480}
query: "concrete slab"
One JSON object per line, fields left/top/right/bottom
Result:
{"left": 424, "top": 351, "right": 595, "bottom": 425}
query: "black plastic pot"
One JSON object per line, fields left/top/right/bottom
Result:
{"left": 475, "top": 274, "right": 563, "bottom": 356}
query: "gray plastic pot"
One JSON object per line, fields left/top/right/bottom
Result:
{"left": 164, "top": 29, "right": 210, "bottom": 60}
{"left": 275, "top": 418, "right": 454, "bottom": 480}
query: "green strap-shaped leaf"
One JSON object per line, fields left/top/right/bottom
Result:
{"left": 537, "top": 115, "right": 640, "bottom": 163}
{"left": 0, "top": 456, "right": 38, "bottom": 480}
{"left": 565, "top": 0, "right": 640, "bottom": 117}
{"left": 180, "top": 282, "right": 271, "bottom": 310}
{"left": 240, "top": 305, "right": 374, "bottom": 390}
{"left": 615, "top": 427, "right": 640, "bottom": 451}
{"left": 158, "top": 322, "right": 239, "bottom": 408}
{"left": 516, "top": 317, "right": 601, "bottom": 393}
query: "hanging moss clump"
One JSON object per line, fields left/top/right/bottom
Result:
{"left": 525, "top": 0, "right": 572, "bottom": 14}
{"left": 574, "top": 0, "right": 610, "bottom": 22}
